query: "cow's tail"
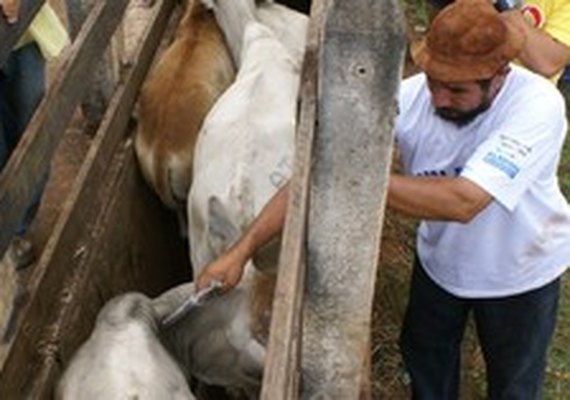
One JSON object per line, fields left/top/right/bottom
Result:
{"left": 201, "top": 0, "right": 257, "bottom": 66}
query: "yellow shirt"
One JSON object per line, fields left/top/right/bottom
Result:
{"left": 522, "top": 0, "right": 570, "bottom": 82}
{"left": 16, "top": 4, "right": 70, "bottom": 60}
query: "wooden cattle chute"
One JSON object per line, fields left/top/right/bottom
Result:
{"left": 262, "top": 0, "right": 405, "bottom": 398}
{"left": 0, "top": 0, "right": 188, "bottom": 397}
{"left": 0, "top": 0, "right": 405, "bottom": 398}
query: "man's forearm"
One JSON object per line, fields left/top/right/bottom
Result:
{"left": 387, "top": 175, "right": 492, "bottom": 223}
{"left": 239, "top": 182, "right": 289, "bottom": 259}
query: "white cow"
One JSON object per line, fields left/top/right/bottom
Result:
{"left": 56, "top": 280, "right": 268, "bottom": 399}
{"left": 160, "top": 281, "right": 266, "bottom": 398}
{"left": 55, "top": 292, "right": 196, "bottom": 400}
{"left": 188, "top": 0, "right": 308, "bottom": 278}
{"left": 178, "top": 0, "right": 307, "bottom": 396}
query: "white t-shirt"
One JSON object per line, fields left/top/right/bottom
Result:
{"left": 396, "top": 65, "right": 570, "bottom": 298}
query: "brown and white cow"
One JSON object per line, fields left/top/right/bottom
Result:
{"left": 134, "top": 0, "right": 235, "bottom": 233}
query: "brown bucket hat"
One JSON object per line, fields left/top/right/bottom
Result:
{"left": 411, "top": 0, "right": 525, "bottom": 81}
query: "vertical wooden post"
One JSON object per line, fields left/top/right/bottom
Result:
{"left": 300, "top": 0, "right": 405, "bottom": 397}
{"left": 261, "top": 0, "right": 327, "bottom": 398}
{"left": 0, "top": 0, "right": 131, "bottom": 257}
{"left": 65, "top": 0, "right": 118, "bottom": 134}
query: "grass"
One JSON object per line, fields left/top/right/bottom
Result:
{"left": 544, "top": 83, "right": 570, "bottom": 398}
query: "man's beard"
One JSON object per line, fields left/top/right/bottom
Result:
{"left": 435, "top": 100, "right": 491, "bottom": 127}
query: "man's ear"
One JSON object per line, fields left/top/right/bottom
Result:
{"left": 490, "top": 64, "right": 511, "bottom": 94}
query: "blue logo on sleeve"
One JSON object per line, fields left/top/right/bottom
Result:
{"left": 483, "top": 152, "right": 520, "bottom": 178}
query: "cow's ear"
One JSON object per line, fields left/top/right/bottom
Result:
{"left": 208, "top": 196, "right": 240, "bottom": 254}
{"left": 151, "top": 282, "right": 196, "bottom": 321}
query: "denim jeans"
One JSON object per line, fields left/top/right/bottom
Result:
{"left": 400, "top": 256, "right": 560, "bottom": 400}
{"left": 0, "top": 42, "right": 46, "bottom": 236}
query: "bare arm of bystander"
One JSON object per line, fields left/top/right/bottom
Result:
{"left": 501, "top": 8, "right": 570, "bottom": 79}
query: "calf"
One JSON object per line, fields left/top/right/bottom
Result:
{"left": 160, "top": 280, "right": 266, "bottom": 398}
{"left": 56, "top": 281, "right": 264, "bottom": 399}
{"left": 134, "top": 0, "right": 235, "bottom": 233}
{"left": 55, "top": 292, "right": 196, "bottom": 400}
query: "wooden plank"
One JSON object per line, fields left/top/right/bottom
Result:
{"left": 0, "top": 1, "right": 179, "bottom": 397}
{"left": 65, "top": 0, "right": 92, "bottom": 37}
{"left": 65, "top": 0, "right": 118, "bottom": 134}
{"left": 0, "top": 0, "right": 130, "bottom": 256}
{"left": 3, "top": 143, "right": 187, "bottom": 399}
{"left": 0, "top": 0, "right": 45, "bottom": 67}
{"left": 300, "top": 0, "right": 406, "bottom": 398}
{"left": 260, "top": 1, "right": 327, "bottom": 399}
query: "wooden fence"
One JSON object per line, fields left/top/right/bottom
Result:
{"left": 0, "top": 0, "right": 405, "bottom": 398}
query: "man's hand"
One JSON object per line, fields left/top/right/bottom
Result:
{"left": 195, "top": 184, "right": 289, "bottom": 293}
{"left": 195, "top": 247, "right": 248, "bottom": 293}
{"left": 0, "top": 0, "right": 19, "bottom": 24}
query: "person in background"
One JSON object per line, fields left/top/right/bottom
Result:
{"left": 196, "top": 0, "right": 570, "bottom": 398}
{"left": 0, "top": 0, "right": 69, "bottom": 270}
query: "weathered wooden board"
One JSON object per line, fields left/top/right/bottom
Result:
{"left": 65, "top": 0, "right": 118, "bottom": 134}
{"left": 260, "top": 0, "right": 326, "bottom": 399}
{"left": 0, "top": 1, "right": 185, "bottom": 397}
{"left": 0, "top": 140, "right": 188, "bottom": 399}
{"left": 300, "top": 0, "right": 405, "bottom": 397}
{"left": 0, "top": 0, "right": 130, "bottom": 256}
{"left": 0, "top": 0, "right": 45, "bottom": 67}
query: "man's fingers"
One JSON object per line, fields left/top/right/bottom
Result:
{"left": 195, "top": 274, "right": 209, "bottom": 291}
{"left": 196, "top": 271, "right": 224, "bottom": 292}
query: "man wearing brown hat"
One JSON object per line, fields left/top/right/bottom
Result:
{"left": 195, "top": 0, "right": 570, "bottom": 397}
{"left": 391, "top": 0, "right": 570, "bottom": 398}
{"left": 427, "top": 0, "right": 570, "bottom": 84}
